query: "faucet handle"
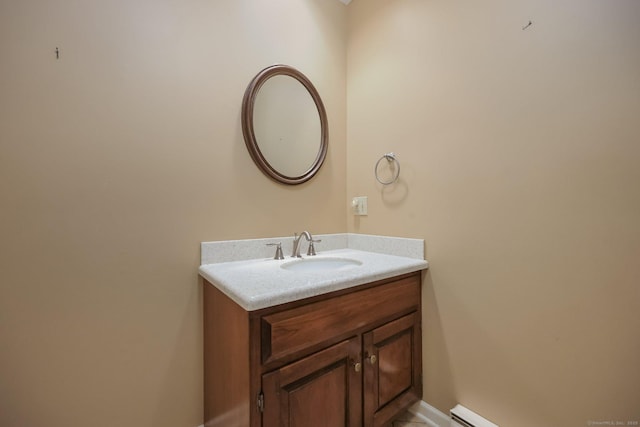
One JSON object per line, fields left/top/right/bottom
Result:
{"left": 306, "top": 239, "right": 322, "bottom": 256}
{"left": 266, "top": 242, "right": 284, "bottom": 260}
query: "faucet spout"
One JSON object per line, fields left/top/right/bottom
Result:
{"left": 291, "top": 231, "right": 313, "bottom": 258}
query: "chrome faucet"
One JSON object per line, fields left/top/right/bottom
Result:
{"left": 291, "top": 231, "right": 313, "bottom": 258}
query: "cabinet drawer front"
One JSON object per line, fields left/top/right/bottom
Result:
{"left": 261, "top": 274, "right": 420, "bottom": 364}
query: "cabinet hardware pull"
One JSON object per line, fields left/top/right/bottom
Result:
{"left": 353, "top": 362, "right": 362, "bottom": 372}
{"left": 367, "top": 354, "right": 377, "bottom": 364}
{"left": 257, "top": 392, "right": 264, "bottom": 413}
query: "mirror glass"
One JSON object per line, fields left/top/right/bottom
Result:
{"left": 253, "top": 75, "right": 321, "bottom": 177}
{"left": 242, "top": 65, "right": 328, "bottom": 185}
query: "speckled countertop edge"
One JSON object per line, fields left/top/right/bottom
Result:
{"left": 199, "top": 234, "right": 428, "bottom": 311}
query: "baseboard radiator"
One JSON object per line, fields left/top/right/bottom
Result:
{"left": 450, "top": 404, "right": 499, "bottom": 427}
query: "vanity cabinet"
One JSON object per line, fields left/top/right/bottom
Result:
{"left": 203, "top": 272, "right": 422, "bottom": 427}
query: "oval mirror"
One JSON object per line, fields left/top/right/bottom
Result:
{"left": 242, "top": 65, "right": 328, "bottom": 185}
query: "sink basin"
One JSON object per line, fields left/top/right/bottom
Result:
{"left": 281, "top": 257, "right": 363, "bottom": 273}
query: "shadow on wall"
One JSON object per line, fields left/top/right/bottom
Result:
{"left": 422, "top": 269, "right": 457, "bottom": 413}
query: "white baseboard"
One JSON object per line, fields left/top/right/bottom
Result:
{"left": 407, "top": 400, "right": 451, "bottom": 427}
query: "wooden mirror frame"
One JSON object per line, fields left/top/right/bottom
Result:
{"left": 241, "top": 64, "right": 328, "bottom": 185}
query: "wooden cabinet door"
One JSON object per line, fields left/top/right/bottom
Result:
{"left": 262, "top": 336, "right": 362, "bottom": 427}
{"left": 363, "top": 312, "right": 422, "bottom": 427}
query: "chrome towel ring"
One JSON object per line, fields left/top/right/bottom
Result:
{"left": 375, "top": 152, "right": 400, "bottom": 185}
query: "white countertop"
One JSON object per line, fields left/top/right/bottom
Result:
{"left": 199, "top": 245, "right": 429, "bottom": 311}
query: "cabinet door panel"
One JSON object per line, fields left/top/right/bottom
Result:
{"left": 288, "top": 366, "right": 346, "bottom": 427}
{"left": 363, "top": 312, "right": 422, "bottom": 427}
{"left": 262, "top": 337, "right": 362, "bottom": 427}
{"left": 378, "top": 330, "right": 412, "bottom": 405}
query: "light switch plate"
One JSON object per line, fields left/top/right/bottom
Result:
{"left": 352, "top": 196, "right": 368, "bottom": 215}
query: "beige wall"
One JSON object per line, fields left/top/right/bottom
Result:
{"left": 0, "top": 1, "right": 347, "bottom": 426}
{"left": 347, "top": 0, "right": 640, "bottom": 426}
{"left": 3, "top": 0, "right": 640, "bottom": 426}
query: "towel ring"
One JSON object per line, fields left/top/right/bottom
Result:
{"left": 375, "top": 153, "right": 400, "bottom": 185}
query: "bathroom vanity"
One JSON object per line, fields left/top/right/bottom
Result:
{"left": 200, "top": 234, "right": 428, "bottom": 427}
